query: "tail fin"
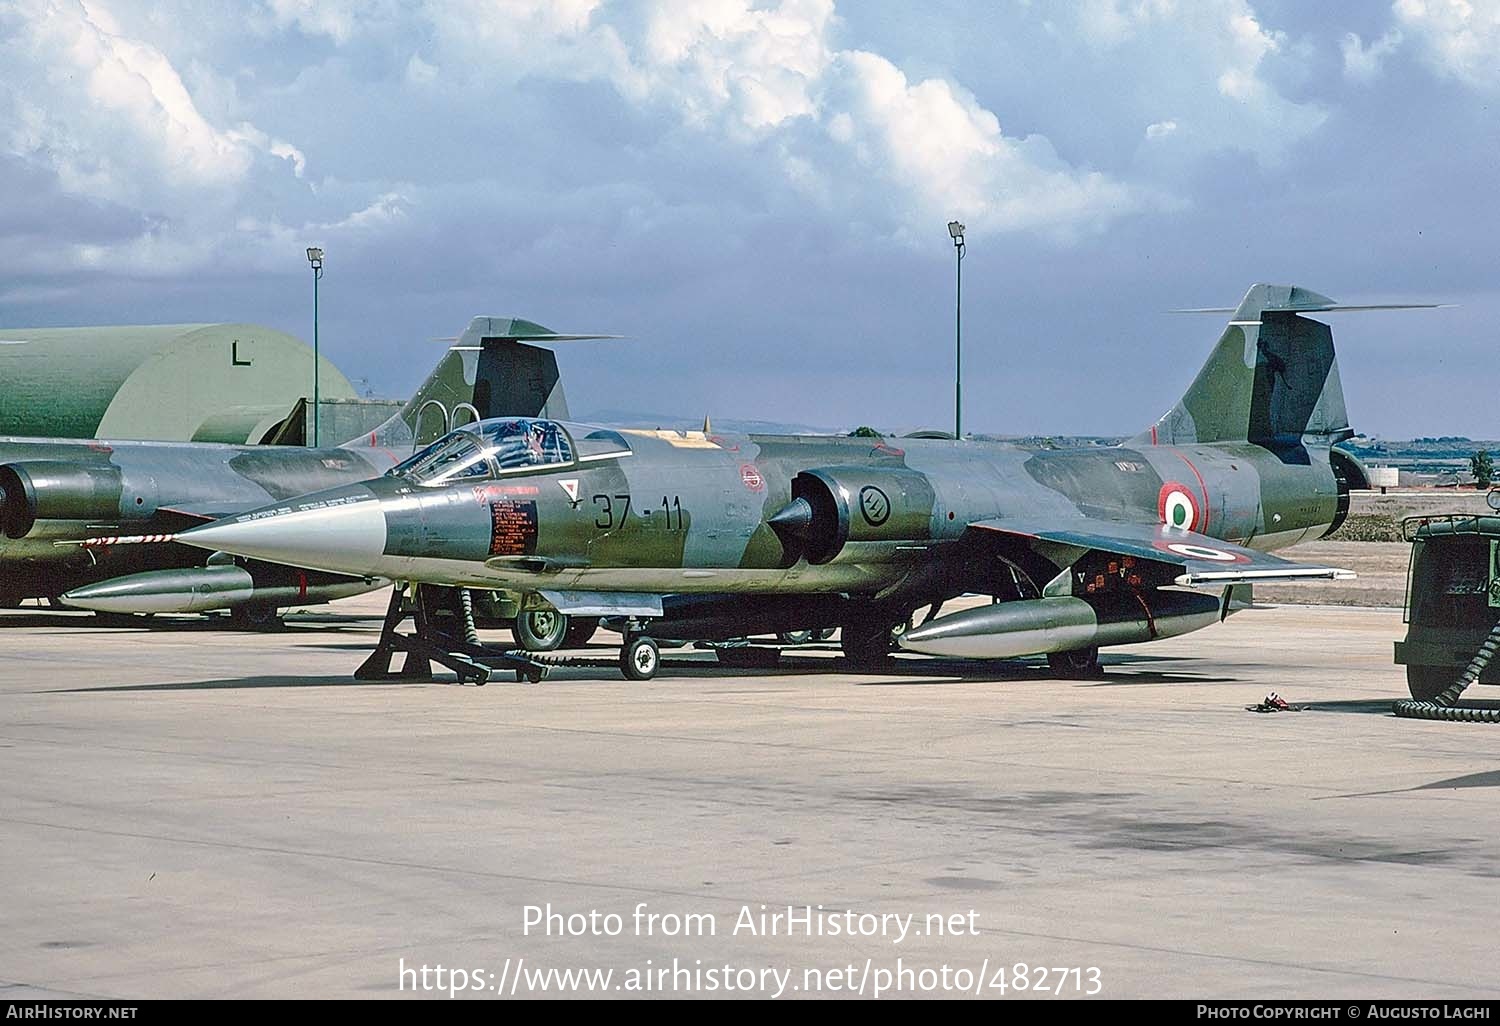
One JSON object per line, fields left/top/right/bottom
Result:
{"left": 343, "top": 317, "right": 618, "bottom": 453}
{"left": 1133, "top": 284, "right": 1354, "bottom": 450}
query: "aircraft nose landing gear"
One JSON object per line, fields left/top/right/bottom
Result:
{"left": 354, "top": 584, "right": 550, "bottom": 685}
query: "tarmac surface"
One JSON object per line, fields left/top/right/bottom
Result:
{"left": 4, "top": 594, "right": 1500, "bottom": 1000}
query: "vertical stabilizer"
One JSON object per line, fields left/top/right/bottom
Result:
{"left": 345, "top": 318, "right": 615, "bottom": 454}
{"left": 1132, "top": 284, "right": 1352, "bottom": 450}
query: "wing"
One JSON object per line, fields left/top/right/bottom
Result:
{"left": 967, "top": 518, "right": 1355, "bottom": 587}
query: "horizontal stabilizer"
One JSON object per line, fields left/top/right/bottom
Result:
{"left": 453, "top": 317, "right": 622, "bottom": 347}
{"left": 1173, "top": 302, "right": 1450, "bottom": 314}
{"left": 443, "top": 334, "right": 623, "bottom": 347}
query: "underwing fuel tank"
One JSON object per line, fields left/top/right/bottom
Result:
{"left": 61, "top": 564, "right": 385, "bottom": 615}
{"left": 898, "top": 590, "right": 1225, "bottom": 660}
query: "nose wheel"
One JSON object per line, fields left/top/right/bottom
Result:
{"left": 621, "top": 635, "right": 660, "bottom": 680}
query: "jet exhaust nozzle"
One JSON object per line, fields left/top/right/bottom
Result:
{"left": 0, "top": 461, "right": 124, "bottom": 539}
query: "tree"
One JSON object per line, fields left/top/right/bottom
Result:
{"left": 1471, "top": 450, "right": 1494, "bottom": 489}
{"left": 848, "top": 426, "right": 884, "bottom": 438}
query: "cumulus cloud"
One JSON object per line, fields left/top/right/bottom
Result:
{"left": 1061, "top": 0, "right": 1327, "bottom": 165}
{"left": 400, "top": 0, "right": 1150, "bottom": 236}
{"left": 2, "top": 0, "right": 302, "bottom": 205}
{"left": 1341, "top": 29, "right": 1404, "bottom": 83}
{"left": 1395, "top": 0, "right": 1500, "bottom": 90}
{"left": 0, "top": 0, "right": 405, "bottom": 282}
{"left": 260, "top": 0, "right": 402, "bottom": 45}
{"left": 0, "top": 0, "right": 1343, "bottom": 293}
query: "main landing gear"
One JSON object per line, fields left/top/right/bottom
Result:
{"left": 1046, "top": 646, "right": 1102, "bottom": 679}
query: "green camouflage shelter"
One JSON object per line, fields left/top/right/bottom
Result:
{"left": 0, "top": 323, "right": 357, "bottom": 443}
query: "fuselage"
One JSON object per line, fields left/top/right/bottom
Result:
{"left": 172, "top": 423, "right": 1344, "bottom": 603}
{"left": 0, "top": 434, "right": 400, "bottom": 598}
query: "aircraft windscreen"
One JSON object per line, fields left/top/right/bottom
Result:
{"left": 390, "top": 427, "right": 492, "bottom": 486}
{"left": 391, "top": 419, "right": 576, "bottom": 485}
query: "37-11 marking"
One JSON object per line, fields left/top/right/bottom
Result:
{"left": 593, "top": 494, "right": 683, "bottom": 531}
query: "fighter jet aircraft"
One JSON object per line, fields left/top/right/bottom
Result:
{"left": 155, "top": 285, "right": 1389, "bottom": 678}
{"left": 0, "top": 318, "right": 596, "bottom": 624}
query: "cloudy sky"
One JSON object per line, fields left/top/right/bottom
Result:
{"left": 2, "top": 0, "right": 1497, "bottom": 437}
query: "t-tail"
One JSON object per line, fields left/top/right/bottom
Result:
{"left": 346, "top": 317, "right": 619, "bottom": 453}
{"left": 1132, "top": 285, "right": 1364, "bottom": 452}
{"left": 1134, "top": 283, "right": 1445, "bottom": 451}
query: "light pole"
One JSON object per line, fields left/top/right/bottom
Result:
{"left": 947, "top": 221, "right": 965, "bottom": 439}
{"left": 305, "top": 247, "right": 324, "bottom": 447}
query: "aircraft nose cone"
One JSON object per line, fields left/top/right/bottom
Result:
{"left": 176, "top": 487, "right": 388, "bottom": 576}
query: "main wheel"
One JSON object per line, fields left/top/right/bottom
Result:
{"left": 621, "top": 636, "right": 660, "bottom": 681}
{"left": 777, "top": 630, "right": 813, "bottom": 645}
{"left": 229, "top": 602, "right": 283, "bottom": 630}
{"left": 1406, "top": 664, "right": 1457, "bottom": 702}
{"left": 1047, "top": 646, "right": 1101, "bottom": 679}
{"left": 842, "top": 620, "right": 895, "bottom": 668}
{"left": 514, "top": 609, "right": 569, "bottom": 651}
{"left": 563, "top": 616, "right": 600, "bottom": 648}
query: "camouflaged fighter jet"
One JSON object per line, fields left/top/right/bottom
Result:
{"left": 0, "top": 318, "right": 604, "bottom": 623}
{"left": 152, "top": 285, "right": 1405, "bottom": 680}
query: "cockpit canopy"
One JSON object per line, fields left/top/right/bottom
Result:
{"left": 390, "top": 418, "right": 630, "bottom": 486}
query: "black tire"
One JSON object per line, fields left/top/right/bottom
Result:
{"left": 1047, "top": 646, "right": 1102, "bottom": 679}
{"left": 777, "top": 630, "right": 813, "bottom": 645}
{"left": 563, "top": 617, "right": 600, "bottom": 648}
{"left": 514, "top": 609, "right": 569, "bottom": 651}
{"left": 621, "top": 636, "right": 660, "bottom": 681}
{"left": 1407, "top": 664, "right": 1457, "bottom": 702}
{"left": 842, "top": 620, "right": 894, "bottom": 668}
{"left": 229, "top": 603, "right": 283, "bottom": 630}
{"left": 717, "top": 646, "right": 782, "bottom": 669}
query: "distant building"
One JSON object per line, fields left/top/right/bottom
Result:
{"left": 0, "top": 323, "right": 364, "bottom": 444}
